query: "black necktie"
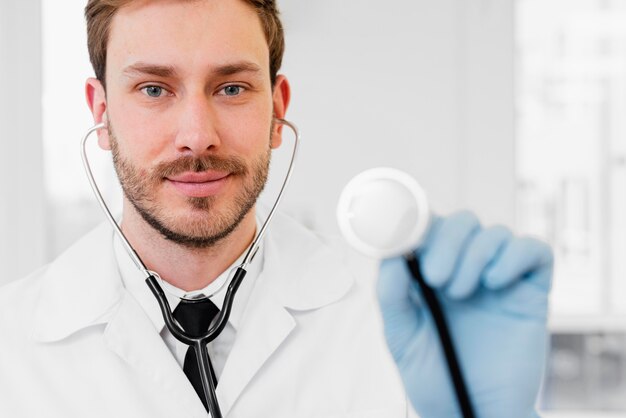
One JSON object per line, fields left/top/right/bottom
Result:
{"left": 173, "top": 298, "right": 220, "bottom": 411}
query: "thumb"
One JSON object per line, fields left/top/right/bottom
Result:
{"left": 377, "top": 256, "right": 424, "bottom": 362}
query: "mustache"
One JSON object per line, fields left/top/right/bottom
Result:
{"left": 152, "top": 154, "right": 248, "bottom": 180}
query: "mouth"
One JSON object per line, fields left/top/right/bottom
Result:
{"left": 165, "top": 171, "right": 231, "bottom": 198}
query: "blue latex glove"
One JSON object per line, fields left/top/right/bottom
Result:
{"left": 378, "top": 211, "right": 553, "bottom": 418}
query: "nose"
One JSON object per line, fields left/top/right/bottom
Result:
{"left": 174, "top": 93, "right": 221, "bottom": 154}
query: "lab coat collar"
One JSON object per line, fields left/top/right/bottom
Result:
{"left": 263, "top": 211, "right": 355, "bottom": 311}
{"left": 30, "top": 211, "right": 354, "bottom": 341}
{"left": 31, "top": 223, "right": 124, "bottom": 342}
{"left": 215, "top": 211, "right": 355, "bottom": 414}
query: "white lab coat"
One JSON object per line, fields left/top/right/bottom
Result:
{"left": 0, "top": 212, "right": 416, "bottom": 417}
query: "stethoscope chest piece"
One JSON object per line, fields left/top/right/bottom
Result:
{"left": 336, "top": 167, "right": 430, "bottom": 259}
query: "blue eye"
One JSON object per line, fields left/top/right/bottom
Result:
{"left": 142, "top": 86, "right": 164, "bottom": 97}
{"left": 222, "top": 85, "right": 243, "bottom": 96}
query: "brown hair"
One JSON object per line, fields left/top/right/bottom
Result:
{"left": 84, "top": 0, "right": 285, "bottom": 87}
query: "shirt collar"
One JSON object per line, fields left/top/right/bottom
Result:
{"left": 114, "top": 218, "right": 264, "bottom": 333}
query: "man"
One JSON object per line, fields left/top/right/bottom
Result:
{"left": 0, "top": 0, "right": 552, "bottom": 417}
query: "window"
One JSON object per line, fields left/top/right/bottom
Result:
{"left": 516, "top": 0, "right": 626, "bottom": 412}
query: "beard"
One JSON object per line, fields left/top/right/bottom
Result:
{"left": 108, "top": 122, "right": 272, "bottom": 249}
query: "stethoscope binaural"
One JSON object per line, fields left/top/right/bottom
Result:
{"left": 81, "top": 119, "right": 300, "bottom": 418}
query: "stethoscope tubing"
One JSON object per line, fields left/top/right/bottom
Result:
{"left": 145, "top": 267, "right": 248, "bottom": 418}
{"left": 195, "top": 340, "right": 221, "bottom": 416}
{"left": 146, "top": 271, "right": 235, "bottom": 418}
{"left": 405, "top": 253, "right": 476, "bottom": 418}
{"left": 82, "top": 120, "right": 473, "bottom": 417}
{"left": 81, "top": 119, "right": 301, "bottom": 418}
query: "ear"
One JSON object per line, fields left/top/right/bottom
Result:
{"left": 270, "top": 75, "right": 291, "bottom": 149}
{"left": 85, "top": 77, "right": 112, "bottom": 150}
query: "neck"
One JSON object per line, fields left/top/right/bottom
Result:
{"left": 120, "top": 200, "right": 257, "bottom": 292}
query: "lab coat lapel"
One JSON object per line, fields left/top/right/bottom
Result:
{"left": 217, "top": 279, "right": 295, "bottom": 416}
{"left": 103, "top": 292, "right": 208, "bottom": 417}
{"left": 31, "top": 223, "right": 207, "bottom": 416}
{"left": 216, "top": 213, "right": 354, "bottom": 415}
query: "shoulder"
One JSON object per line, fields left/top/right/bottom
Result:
{"left": 0, "top": 222, "right": 109, "bottom": 296}
{"left": 264, "top": 211, "right": 380, "bottom": 307}
{"left": 269, "top": 209, "right": 379, "bottom": 275}
{"left": 0, "top": 264, "right": 49, "bottom": 336}
{"left": 0, "top": 222, "right": 113, "bottom": 334}
{"left": 0, "top": 264, "right": 49, "bottom": 300}
{"left": 280, "top": 210, "right": 380, "bottom": 286}
{"left": 268, "top": 209, "right": 381, "bottom": 312}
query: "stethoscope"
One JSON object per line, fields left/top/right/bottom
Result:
{"left": 81, "top": 119, "right": 300, "bottom": 418}
{"left": 337, "top": 168, "right": 476, "bottom": 418}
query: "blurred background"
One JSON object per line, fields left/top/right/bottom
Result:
{"left": 1, "top": 0, "right": 626, "bottom": 416}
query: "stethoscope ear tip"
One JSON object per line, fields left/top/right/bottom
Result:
{"left": 88, "top": 122, "right": 106, "bottom": 131}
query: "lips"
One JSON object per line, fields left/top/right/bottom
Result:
{"left": 167, "top": 171, "right": 230, "bottom": 183}
{"left": 166, "top": 171, "right": 231, "bottom": 198}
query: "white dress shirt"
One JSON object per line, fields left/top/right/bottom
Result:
{"left": 113, "top": 221, "right": 264, "bottom": 380}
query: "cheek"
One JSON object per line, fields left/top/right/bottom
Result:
{"left": 108, "top": 98, "right": 173, "bottom": 164}
{"left": 217, "top": 107, "right": 273, "bottom": 155}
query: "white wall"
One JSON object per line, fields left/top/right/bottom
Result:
{"left": 0, "top": 0, "right": 515, "bottom": 284}
{"left": 0, "top": 0, "right": 46, "bottom": 283}
{"left": 270, "top": 0, "right": 515, "bottom": 235}
{"left": 459, "top": 0, "right": 515, "bottom": 227}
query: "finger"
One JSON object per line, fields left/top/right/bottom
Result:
{"left": 420, "top": 211, "right": 481, "bottom": 288}
{"left": 377, "top": 257, "right": 423, "bottom": 361}
{"left": 483, "top": 237, "right": 554, "bottom": 290}
{"left": 446, "top": 225, "right": 513, "bottom": 299}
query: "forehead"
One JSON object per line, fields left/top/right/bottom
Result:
{"left": 107, "top": 0, "right": 270, "bottom": 79}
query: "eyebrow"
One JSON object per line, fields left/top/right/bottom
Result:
{"left": 212, "top": 61, "right": 262, "bottom": 77}
{"left": 122, "top": 61, "right": 262, "bottom": 79}
{"left": 123, "top": 63, "right": 178, "bottom": 78}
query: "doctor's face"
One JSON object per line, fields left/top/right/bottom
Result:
{"left": 86, "top": 0, "right": 289, "bottom": 248}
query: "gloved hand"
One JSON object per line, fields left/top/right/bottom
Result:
{"left": 377, "top": 211, "right": 553, "bottom": 418}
